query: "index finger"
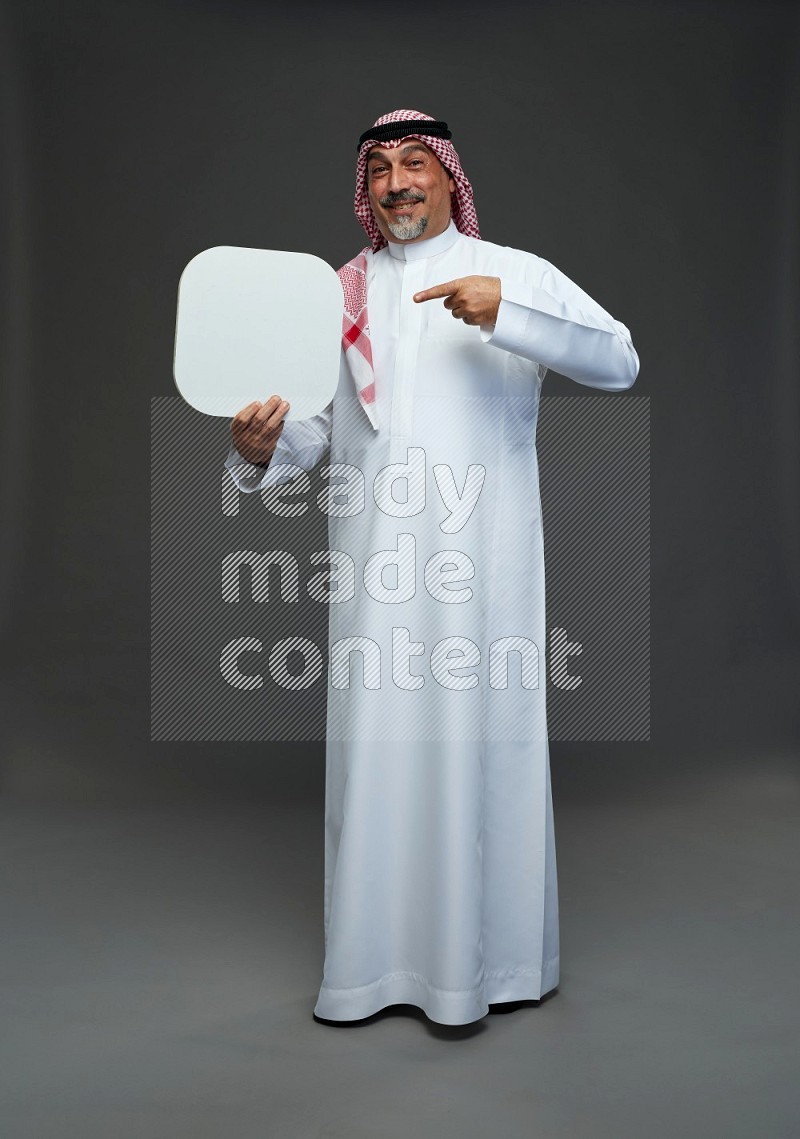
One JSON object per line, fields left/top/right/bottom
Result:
{"left": 413, "top": 279, "right": 461, "bottom": 303}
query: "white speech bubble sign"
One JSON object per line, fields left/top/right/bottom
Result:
{"left": 173, "top": 246, "right": 343, "bottom": 419}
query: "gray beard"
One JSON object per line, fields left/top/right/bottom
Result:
{"left": 386, "top": 213, "right": 429, "bottom": 241}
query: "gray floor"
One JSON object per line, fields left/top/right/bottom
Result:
{"left": 1, "top": 753, "right": 797, "bottom": 1139}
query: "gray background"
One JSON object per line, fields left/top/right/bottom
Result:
{"left": 1, "top": 1, "right": 798, "bottom": 1136}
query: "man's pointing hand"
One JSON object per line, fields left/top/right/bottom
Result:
{"left": 413, "top": 275, "right": 501, "bottom": 327}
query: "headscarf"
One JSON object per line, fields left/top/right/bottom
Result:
{"left": 354, "top": 108, "right": 480, "bottom": 254}
{"left": 336, "top": 109, "right": 480, "bottom": 430}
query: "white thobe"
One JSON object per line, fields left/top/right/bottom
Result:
{"left": 225, "top": 219, "right": 639, "bottom": 1025}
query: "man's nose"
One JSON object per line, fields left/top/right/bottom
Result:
{"left": 388, "top": 164, "right": 410, "bottom": 193}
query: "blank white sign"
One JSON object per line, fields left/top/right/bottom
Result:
{"left": 173, "top": 246, "right": 343, "bottom": 419}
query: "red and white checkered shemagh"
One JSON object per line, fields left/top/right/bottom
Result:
{"left": 336, "top": 109, "right": 480, "bottom": 430}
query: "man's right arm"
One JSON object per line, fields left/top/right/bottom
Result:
{"left": 225, "top": 398, "right": 334, "bottom": 493}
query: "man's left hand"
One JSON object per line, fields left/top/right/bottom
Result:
{"left": 413, "top": 276, "right": 501, "bottom": 327}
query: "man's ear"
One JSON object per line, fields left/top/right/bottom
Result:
{"left": 448, "top": 176, "right": 456, "bottom": 194}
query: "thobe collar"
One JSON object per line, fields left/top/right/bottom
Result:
{"left": 385, "top": 218, "right": 460, "bottom": 261}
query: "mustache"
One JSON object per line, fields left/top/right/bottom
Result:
{"left": 379, "top": 190, "right": 426, "bottom": 207}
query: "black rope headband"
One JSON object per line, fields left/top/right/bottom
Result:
{"left": 357, "top": 119, "right": 452, "bottom": 151}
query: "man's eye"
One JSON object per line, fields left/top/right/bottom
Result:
{"left": 408, "top": 160, "right": 423, "bottom": 167}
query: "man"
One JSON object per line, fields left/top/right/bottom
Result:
{"left": 225, "top": 109, "right": 639, "bottom": 1026}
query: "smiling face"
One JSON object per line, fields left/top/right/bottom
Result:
{"left": 365, "top": 140, "right": 457, "bottom": 244}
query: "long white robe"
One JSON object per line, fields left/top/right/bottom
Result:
{"left": 225, "top": 220, "right": 639, "bottom": 1024}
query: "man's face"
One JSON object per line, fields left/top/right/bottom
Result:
{"left": 366, "top": 140, "right": 456, "bottom": 244}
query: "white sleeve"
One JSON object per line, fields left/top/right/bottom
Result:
{"left": 480, "top": 258, "right": 640, "bottom": 391}
{"left": 223, "top": 400, "right": 333, "bottom": 493}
